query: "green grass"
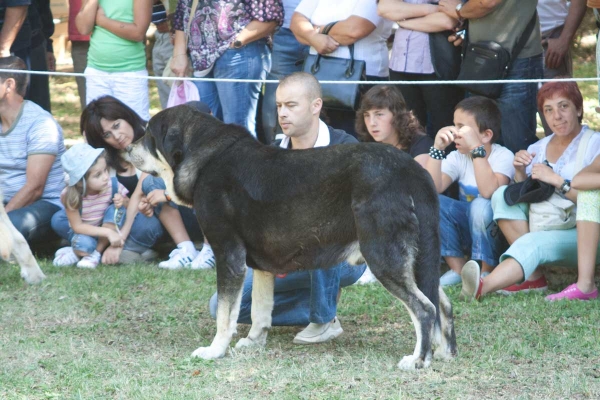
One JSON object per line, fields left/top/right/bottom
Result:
{"left": 1, "top": 262, "right": 599, "bottom": 399}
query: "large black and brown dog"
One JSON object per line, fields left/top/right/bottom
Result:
{"left": 127, "top": 105, "right": 457, "bottom": 370}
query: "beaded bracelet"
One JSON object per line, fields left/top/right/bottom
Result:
{"left": 429, "top": 146, "right": 445, "bottom": 160}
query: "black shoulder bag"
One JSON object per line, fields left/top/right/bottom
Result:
{"left": 301, "top": 22, "right": 366, "bottom": 111}
{"left": 456, "top": 11, "right": 538, "bottom": 98}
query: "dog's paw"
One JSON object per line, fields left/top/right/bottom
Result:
{"left": 433, "top": 345, "right": 457, "bottom": 361}
{"left": 397, "top": 354, "right": 429, "bottom": 370}
{"left": 21, "top": 268, "right": 46, "bottom": 285}
{"left": 235, "top": 337, "right": 265, "bottom": 349}
{"left": 191, "top": 345, "right": 226, "bottom": 360}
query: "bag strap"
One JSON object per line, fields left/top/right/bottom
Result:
{"left": 79, "top": 177, "right": 120, "bottom": 215}
{"left": 509, "top": 11, "right": 538, "bottom": 61}
{"left": 465, "top": 10, "right": 537, "bottom": 62}
{"left": 574, "top": 128, "right": 593, "bottom": 173}
{"left": 320, "top": 21, "right": 355, "bottom": 59}
{"left": 184, "top": 0, "right": 200, "bottom": 45}
{"left": 310, "top": 21, "right": 357, "bottom": 77}
{"left": 110, "top": 177, "right": 119, "bottom": 198}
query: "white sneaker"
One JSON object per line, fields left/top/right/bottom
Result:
{"left": 190, "top": 245, "right": 216, "bottom": 270}
{"left": 354, "top": 266, "right": 378, "bottom": 285}
{"left": 53, "top": 247, "right": 79, "bottom": 267}
{"left": 440, "top": 269, "right": 462, "bottom": 286}
{"left": 158, "top": 247, "right": 198, "bottom": 270}
{"left": 77, "top": 251, "right": 101, "bottom": 269}
{"left": 293, "top": 317, "right": 343, "bottom": 345}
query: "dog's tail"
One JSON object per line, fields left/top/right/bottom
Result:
{"left": 0, "top": 192, "right": 14, "bottom": 260}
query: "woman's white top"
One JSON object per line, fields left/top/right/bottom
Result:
{"left": 295, "top": 0, "right": 393, "bottom": 77}
{"left": 526, "top": 126, "right": 600, "bottom": 180}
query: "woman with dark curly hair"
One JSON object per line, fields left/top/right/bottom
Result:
{"left": 355, "top": 85, "right": 433, "bottom": 167}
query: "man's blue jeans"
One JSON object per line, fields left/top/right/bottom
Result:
{"left": 7, "top": 200, "right": 60, "bottom": 244}
{"left": 261, "top": 28, "right": 309, "bottom": 143}
{"left": 193, "top": 39, "right": 271, "bottom": 136}
{"left": 496, "top": 54, "right": 544, "bottom": 153}
{"left": 209, "top": 262, "right": 367, "bottom": 326}
{"left": 439, "top": 195, "right": 504, "bottom": 267}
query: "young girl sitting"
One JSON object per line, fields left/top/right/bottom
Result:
{"left": 52, "top": 143, "right": 129, "bottom": 268}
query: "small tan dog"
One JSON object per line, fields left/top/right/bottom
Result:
{"left": 0, "top": 192, "right": 46, "bottom": 284}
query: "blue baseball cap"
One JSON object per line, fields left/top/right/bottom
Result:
{"left": 61, "top": 143, "right": 105, "bottom": 189}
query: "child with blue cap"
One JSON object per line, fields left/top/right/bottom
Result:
{"left": 52, "top": 143, "right": 130, "bottom": 268}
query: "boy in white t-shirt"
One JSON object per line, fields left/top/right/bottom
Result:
{"left": 424, "top": 97, "right": 515, "bottom": 286}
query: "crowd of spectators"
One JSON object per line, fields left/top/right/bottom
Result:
{"left": 1, "top": 0, "right": 600, "bottom": 344}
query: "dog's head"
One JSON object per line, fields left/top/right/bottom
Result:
{"left": 127, "top": 105, "right": 252, "bottom": 207}
{"left": 127, "top": 105, "right": 215, "bottom": 207}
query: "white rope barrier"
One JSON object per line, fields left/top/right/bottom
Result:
{"left": 1, "top": 68, "right": 599, "bottom": 85}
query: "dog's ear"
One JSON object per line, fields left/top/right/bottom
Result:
{"left": 162, "top": 126, "right": 185, "bottom": 168}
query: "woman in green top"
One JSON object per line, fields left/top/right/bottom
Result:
{"left": 76, "top": 0, "right": 153, "bottom": 121}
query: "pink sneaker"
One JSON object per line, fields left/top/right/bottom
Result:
{"left": 545, "top": 284, "right": 598, "bottom": 301}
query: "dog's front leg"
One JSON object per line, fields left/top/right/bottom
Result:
{"left": 0, "top": 210, "right": 45, "bottom": 284}
{"left": 191, "top": 262, "right": 246, "bottom": 360}
{"left": 236, "top": 269, "right": 275, "bottom": 349}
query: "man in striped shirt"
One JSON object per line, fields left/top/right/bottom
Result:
{"left": 0, "top": 56, "right": 65, "bottom": 245}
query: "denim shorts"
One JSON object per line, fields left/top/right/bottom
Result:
{"left": 64, "top": 205, "right": 124, "bottom": 254}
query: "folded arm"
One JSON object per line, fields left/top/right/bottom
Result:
{"left": 95, "top": 0, "right": 153, "bottom": 42}
{"left": 0, "top": 5, "right": 28, "bottom": 56}
{"left": 397, "top": 12, "right": 459, "bottom": 32}
{"left": 5, "top": 154, "right": 55, "bottom": 212}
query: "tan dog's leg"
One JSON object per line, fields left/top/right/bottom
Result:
{"left": 192, "top": 264, "right": 246, "bottom": 359}
{"left": 236, "top": 269, "right": 275, "bottom": 349}
{"left": 0, "top": 204, "right": 45, "bottom": 284}
{"left": 0, "top": 215, "right": 13, "bottom": 260}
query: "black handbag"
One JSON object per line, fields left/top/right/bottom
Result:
{"left": 429, "top": 30, "right": 463, "bottom": 80}
{"left": 456, "top": 12, "right": 538, "bottom": 98}
{"left": 301, "top": 22, "right": 366, "bottom": 111}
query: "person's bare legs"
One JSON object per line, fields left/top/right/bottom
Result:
{"left": 445, "top": 256, "right": 466, "bottom": 274}
{"left": 497, "top": 219, "right": 528, "bottom": 245}
{"left": 575, "top": 220, "right": 599, "bottom": 293}
{"left": 481, "top": 261, "right": 494, "bottom": 274}
{"left": 479, "top": 258, "right": 524, "bottom": 296}
{"left": 158, "top": 204, "right": 192, "bottom": 244}
{"left": 497, "top": 219, "right": 544, "bottom": 281}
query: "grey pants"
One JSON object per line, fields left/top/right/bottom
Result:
{"left": 71, "top": 40, "right": 90, "bottom": 111}
{"left": 152, "top": 31, "right": 174, "bottom": 109}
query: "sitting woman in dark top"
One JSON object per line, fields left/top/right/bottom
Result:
{"left": 356, "top": 85, "right": 433, "bottom": 167}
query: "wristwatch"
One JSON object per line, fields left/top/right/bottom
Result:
{"left": 233, "top": 40, "right": 243, "bottom": 49}
{"left": 560, "top": 179, "right": 571, "bottom": 195}
{"left": 164, "top": 190, "right": 172, "bottom": 202}
{"left": 455, "top": 2, "right": 464, "bottom": 19}
{"left": 470, "top": 145, "right": 486, "bottom": 159}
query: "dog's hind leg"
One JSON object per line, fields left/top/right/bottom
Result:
{"left": 192, "top": 250, "right": 247, "bottom": 360}
{"left": 376, "top": 273, "right": 437, "bottom": 370}
{"left": 433, "top": 287, "right": 458, "bottom": 361}
{"left": 364, "top": 240, "right": 436, "bottom": 370}
{"left": 236, "top": 269, "right": 275, "bottom": 349}
{"left": 0, "top": 206, "right": 45, "bottom": 284}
